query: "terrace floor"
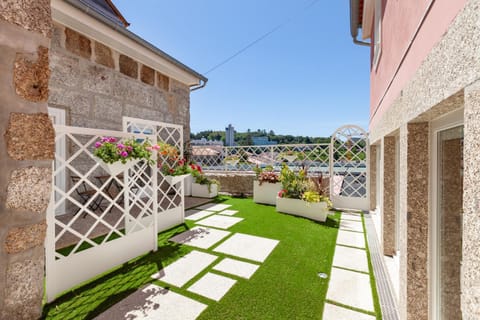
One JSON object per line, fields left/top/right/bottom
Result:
{"left": 43, "top": 197, "right": 386, "bottom": 319}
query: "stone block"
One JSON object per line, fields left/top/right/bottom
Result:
{"left": 4, "top": 221, "right": 47, "bottom": 254}
{"left": 65, "top": 27, "right": 91, "bottom": 59}
{"left": 140, "top": 64, "right": 154, "bottom": 85}
{"left": 119, "top": 54, "right": 137, "bottom": 79}
{"left": 49, "top": 51, "right": 81, "bottom": 88}
{"left": 49, "top": 87, "right": 90, "bottom": 115}
{"left": 124, "top": 104, "right": 162, "bottom": 121}
{"left": 93, "top": 96, "right": 122, "bottom": 123}
{"left": 14, "top": 46, "right": 50, "bottom": 102}
{"left": 5, "top": 112, "right": 55, "bottom": 160}
{"left": 206, "top": 173, "right": 255, "bottom": 196}
{"left": 82, "top": 64, "right": 115, "bottom": 95}
{"left": 369, "top": 145, "right": 377, "bottom": 210}
{"left": 94, "top": 41, "right": 114, "bottom": 68}
{"left": 156, "top": 72, "right": 170, "bottom": 91}
{"left": 2, "top": 258, "right": 44, "bottom": 320}
{"left": 382, "top": 136, "right": 396, "bottom": 256}
{"left": 0, "top": 0, "right": 52, "bottom": 38}
{"left": 6, "top": 166, "right": 52, "bottom": 213}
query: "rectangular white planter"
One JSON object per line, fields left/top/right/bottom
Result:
{"left": 276, "top": 197, "right": 328, "bottom": 222}
{"left": 184, "top": 174, "right": 193, "bottom": 196}
{"left": 192, "top": 182, "right": 218, "bottom": 198}
{"left": 253, "top": 181, "right": 282, "bottom": 205}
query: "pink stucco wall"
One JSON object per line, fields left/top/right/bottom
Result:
{"left": 370, "top": 0, "right": 468, "bottom": 130}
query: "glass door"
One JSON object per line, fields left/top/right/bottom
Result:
{"left": 435, "top": 124, "right": 463, "bottom": 320}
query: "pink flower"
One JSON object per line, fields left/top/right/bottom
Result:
{"left": 117, "top": 143, "right": 125, "bottom": 149}
{"left": 278, "top": 189, "right": 287, "bottom": 198}
{"left": 95, "top": 142, "right": 102, "bottom": 148}
{"left": 120, "top": 151, "right": 128, "bottom": 157}
{"left": 126, "top": 146, "right": 133, "bottom": 152}
{"left": 108, "top": 137, "right": 117, "bottom": 143}
{"left": 152, "top": 145, "right": 160, "bottom": 150}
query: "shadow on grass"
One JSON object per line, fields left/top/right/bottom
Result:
{"left": 42, "top": 224, "right": 192, "bottom": 320}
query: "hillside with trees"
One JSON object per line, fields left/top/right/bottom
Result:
{"left": 190, "top": 129, "right": 331, "bottom": 146}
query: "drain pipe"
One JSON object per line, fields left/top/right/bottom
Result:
{"left": 350, "top": 0, "right": 371, "bottom": 47}
{"left": 190, "top": 79, "right": 208, "bottom": 92}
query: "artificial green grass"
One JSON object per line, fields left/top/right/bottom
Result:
{"left": 42, "top": 197, "right": 342, "bottom": 319}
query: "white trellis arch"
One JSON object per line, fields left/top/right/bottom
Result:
{"left": 329, "top": 125, "right": 369, "bottom": 210}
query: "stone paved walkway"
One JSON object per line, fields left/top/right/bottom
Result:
{"left": 324, "top": 211, "right": 376, "bottom": 319}
{"left": 96, "top": 202, "right": 279, "bottom": 319}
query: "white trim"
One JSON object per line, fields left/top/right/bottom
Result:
{"left": 372, "top": 0, "right": 382, "bottom": 69}
{"left": 429, "top": 108, "right": 464, "bottom": 320}
{"left": 362, "top": 0, "right": 374, "bottom": 40}
{"left": 51, "top": 0, "right": 200, "bottom": 86}
{"left": 48, "top": 107, "right": 67, "bottom": 216}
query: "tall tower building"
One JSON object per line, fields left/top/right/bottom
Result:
{"left": 225, "top": 124, "right": 235, "bottom": 146}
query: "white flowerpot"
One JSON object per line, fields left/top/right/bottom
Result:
{"left": 96, "top": 158, "right": 140, "bottom": 176}
{"left": 164, "top": 174, "right": 190, "bottom": 185}
{"left": 184, "top": 174, "right": 193, "bottom": 196}
{"left": 192, "top": 182, "right": 218, "bottom": 198}
{"left": 276, "top": 197, "right": 328, "bottom": 222}
{"left": 282, "top": 155, "right": 297, "bottom": 162}
{"left": 253, "top": 181, "right": 282, "bottom": 205}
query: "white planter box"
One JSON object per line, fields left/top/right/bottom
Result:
{"left": 184, "top": 174, "right": 193, "bottom": 196}
{"left": 253, "top": 181, "right": 282, "bottom": 205}
{"left": 192, "top": 182, "right": 218, "bottom": 198}
{"left": 164, "top": 174, "right": 190, "bottom": 185}
{"left": 276, "top": 197, "right": 328, "bottom": 222}
{"left": 96, "top": 158, "right": 139, "bottom": 176}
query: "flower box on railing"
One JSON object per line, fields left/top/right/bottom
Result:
{"left": 96, "top": 158, "right": 140, "bottom": 176}
{"left": 164, "top": 174, "right": 190, "bottom": 185}
{"left": 192, "top": 182, "right": 218, "bottom": 198}
{"left": 276, "top": 197, "right": 328, "bottom": 222}
{"left": 253, "top": 181, "right": 282, "bottom": 205}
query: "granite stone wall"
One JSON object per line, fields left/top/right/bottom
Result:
{"left": 369, "top": 145, "right": 377, "bottom": 210}
{"left": 0, "top": 1, "right": 53, "bottom": 319}
{"left": 48, "top": 24, "right": 191, "bottom": 140}
{"left": 462, "top": 80, "right": 480, "bottom": 318}
{"left": 382, "top": 136, "right": 396, "bottom": 256}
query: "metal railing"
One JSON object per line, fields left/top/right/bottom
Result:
{"left": 191, "top": 143, "right": 331, "bottom": 175}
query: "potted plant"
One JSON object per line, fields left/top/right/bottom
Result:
{"left": 253, "top": 165, "right": 282, "bottom": 205}
{"left": 161, "top": 158, "right": 192, "bottom": 185}
{"left": 186, "top": 163, "right": 202, "bottom": 196}
{"left": 276, "top": 165, "right": 331, "bottom": 222}
{"left": 93, "top": 136, "right": 154, "bottom": 176}
{"left": 192, "top": 174, "right": 220, "bottom": 198}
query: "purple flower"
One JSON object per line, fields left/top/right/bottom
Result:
{"left": 117, "top": 143, "right": 125, "bottom": 149}
{"left": 108, "top": 137, "right": 117, "bottom": 143}
{"left": 120, "top": 151, "right": 128, "bottom": 157}
{"left": 95, "top": 142, "right": 102, "bottom": 148}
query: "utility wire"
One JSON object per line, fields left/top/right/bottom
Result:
{"left": 204, "top": 0, "right": 321, "bottom": 75}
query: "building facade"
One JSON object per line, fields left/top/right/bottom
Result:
{"left": 350, "top": 0, "right": 480, "bottom": 319}
{"left": 225, "top": 123, "right": 235, "bottom": 146}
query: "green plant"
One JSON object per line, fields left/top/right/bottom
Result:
{"left": 195, "top": 175, "right": 220, "bottom": 193}
{"left": 93, "top": 137, "right": 154, "bottom": 164}
{"left": 301, "top": 191, "right": 320, "bottom": 203}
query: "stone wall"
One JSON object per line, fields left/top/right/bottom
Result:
{"left": 205, "top": 173, "right": 256, "bottom": 196}
{"left": 48, "top": 23, "right": 191, "bottom": 140}
{"left": 382, "top": 136, "right": 396, "bottom": 256}
{"left": 0, "top": 1, "right": 54, "bottom": 319}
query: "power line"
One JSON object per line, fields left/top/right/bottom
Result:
{"left": 204, "top": 0, "right": 321, "bottom": 75}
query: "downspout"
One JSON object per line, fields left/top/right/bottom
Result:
{"left": 350, "top": 0, "right": 371, "bottom": 47}
{"left": 190, "top": 79, "right": 208, "bottom": 92}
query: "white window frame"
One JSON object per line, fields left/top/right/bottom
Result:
{"left": 373, "top": 0, "right": 382, "bottom": 69}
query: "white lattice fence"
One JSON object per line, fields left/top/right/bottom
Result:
{"left": 192, "top": 143, "right": 330, "bottom": 176}
{"left": 46, "top": 125, "right": 159, "bottom": 302}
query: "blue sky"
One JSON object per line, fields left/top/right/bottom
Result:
{"left": 114, "top": 0, "right": 370, "bottom": 137}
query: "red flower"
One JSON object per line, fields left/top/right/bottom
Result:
{"left": 278, "top": 189, "right": 287, "bottom": 198}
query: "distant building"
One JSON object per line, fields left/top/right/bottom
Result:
{"left": 225, "top": 124, "right": 235, "bottom": 146}
{"left": 191, "top": 137, "right": 223, "bottom": 146}
{"left": 252, "top": 136, "right": 278, "bottom": 145}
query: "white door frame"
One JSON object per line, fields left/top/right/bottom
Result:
{"left": 48, "top": 107, "right": 67, "bottom": 216}
{"left": 429, "top": 108, "right": 464, "bottom": 320}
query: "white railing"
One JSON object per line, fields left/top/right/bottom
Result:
{"left": 191, "top": 143, "right": 331, "bottom": 175}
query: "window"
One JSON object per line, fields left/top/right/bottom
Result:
{"left": 373, "top": 0, "right": 382, "bottom": 68}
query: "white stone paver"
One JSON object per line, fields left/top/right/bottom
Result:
{"left": 185, "top": 209, "right": 215, "bottom": 221}
{"left": 213, "top": 258, "right": 260, "bottom": 279}
{"left": 341, "top": 212, "right": 363, "bottom": 222}
{"left": 326, "top": 267, "right": 374, "bottom": 312}
{"left": 151, "top": 251, "right": 217, "bottom": 287}
{"left": 214, "top": 233, "right": 279, "bottom": 263}
{"left": 197, "top": 203, "right": 232, "bottom": 212}
{"left": 188, "top": 272, "right": 237, "bottom": 301}
{"left": 333, "top": 245, "right": 369, "bottom": 273}
{"left": 323, "top": 303, "right": 375, "bottom": 320}
{"left": 336, "top": 230, "right": 365, "bottom": 248}
{"left": 95, "top": 284, "right": 206, "bottom": 320}
{"left": 218, "top": 209, "right": 238, "bottom": 216}
{"left": 197, "top": 215, "right": 244, "bottom": 229}
{"left": 339, "top": 219, "right": 364, "bottom": 233}
{"left": 169, "top": 226, "right": 231, "bottom": 249}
